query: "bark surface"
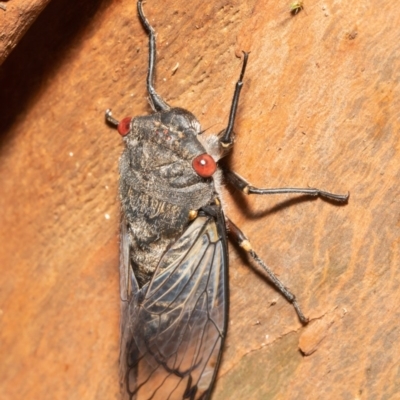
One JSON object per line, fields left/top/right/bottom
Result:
{"left": 0, "top": 0, "right": 399, "bottom": 399}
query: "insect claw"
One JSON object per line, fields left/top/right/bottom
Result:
{"left": 319, "top": 190, "right": 350, "bottom": 202}
{"left": 219, "top": 52, "right": 249, "bottom": 147}
{"left": 105, "top": 109, "right": 119, "bottom": 127}
{"left": 293, "top": 301, "right": 309, "bottom": 325}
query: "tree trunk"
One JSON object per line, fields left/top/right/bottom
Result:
{"left": 0, "top": 0, "right": 399, "bottom": 399}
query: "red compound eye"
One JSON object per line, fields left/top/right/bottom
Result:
{"left": 117, "top": 117, "right": 132, "bottom": 136}
{"left": 192, "top": 153, "right": 217, "bottom": 178}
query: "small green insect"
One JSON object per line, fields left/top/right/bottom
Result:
{"left": 290, "top": 1, "right": 304, "bottom": 15}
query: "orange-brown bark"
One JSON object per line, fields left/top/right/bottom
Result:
{"left": 1, "top": 0, "right": 399, "bottom": 399}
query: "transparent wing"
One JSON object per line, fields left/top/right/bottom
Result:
{"left": 120, "top": 214, "right": 228, "bottom": 400}
{"left": 119, "top": 216, "right": 139, "bottom": 393}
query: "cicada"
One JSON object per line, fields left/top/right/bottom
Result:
{"left": 105, "top": 1, "right": 348, "bottom": 399}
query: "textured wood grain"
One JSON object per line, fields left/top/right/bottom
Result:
{"left": 0, "top": 0, "right": 52, "bottom": 65}
{"left": 0, "top": 0, "right": 399, "bottom": 399}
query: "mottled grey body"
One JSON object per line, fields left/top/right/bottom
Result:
{"left": 119, "top": 107, "right": 222, "bottom": 287}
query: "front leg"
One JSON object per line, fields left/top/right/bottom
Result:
{"left": 224, "top": 169, "right": 349, "bottom": 202}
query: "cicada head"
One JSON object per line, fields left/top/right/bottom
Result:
{"left": 119, "top": 108, "right": 219, "bottom": 190}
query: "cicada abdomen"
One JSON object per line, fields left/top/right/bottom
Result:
{"left": 120, "top": 212, "right": 228, "bottom": 400}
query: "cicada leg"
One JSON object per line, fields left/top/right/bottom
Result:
{"left": 224, "top": 169, "right": 349, "bottom": 202}
{"left": 226, "top": 217, "right": 309, "bottom": 325}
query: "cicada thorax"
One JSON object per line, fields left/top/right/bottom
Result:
{"left": 119, "top": 108, "right": 220, "bottom": 287}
